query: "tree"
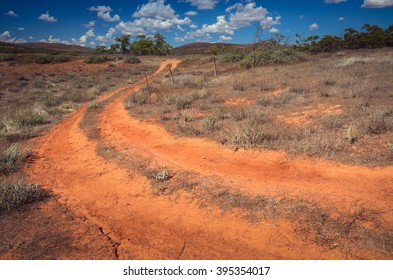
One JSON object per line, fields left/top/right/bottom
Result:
{"left": 385, "top": 24, "right": 393, "bottom": 47}
{"left": 153, "top": 33, "right": 172, "bottom": 55}
{"left": 94, "top": 46, "right": 107, "bottom": 54}
{"left": 317, "top": 35, "right": 343, "bottom": 52}
{"left": 114, "top": 34, "right": 131, "bottom": 54}
{"left": 109, "top": 43, "right": 120, "bottom": 54}
{"left": 130, "top": 33, "right": 172, "bottom": 56}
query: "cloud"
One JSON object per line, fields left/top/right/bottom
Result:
{"left": 90, "top": 41, "right": 96, "bottom": 47}
{"left": 185, "top": 11, "right": 198, "bottom": 16}
{"left": 309, "top": 23, "right": 319, "bottom": 30}
{"left": 190, "top": 24, "right": 198, "bottom": 29}
{"left": 0, "top": 31, "right": 11, "bottom": 41}
{"left": 269, "top": 27, "right": 279, "bottom": 33}
{"left": 83, "top": 21, "right": 96, "bottom": 28}
{"left": 97, "top": 11, "right": 121, "bottom": 22}
{"left": 177, "top": 25, "right": 185, "bottom": 31}
{"left": 39, "top": 35, "right": 70, "bottom": 45}
{"left": 38, "top": 11, "right": 58, "bottom": 22}
{"left": 361, "top": 0, "right": 393, "bottom": 8}
{"left": 174, "top": 37, "right": 185, "bottom": 42}
{"left": 6, "top": 11, "right": 18, "bottom": 17}
{"left": 186, "top": 2, "right": 280, "bottom": 40}
{"left": 18, "top": 27, "right": 25, "bottom": 31}
{"left": 79, "top": 29, "right": 95, "bottom": 44}
{"left": 339, "top": 17, "right": 345, "bottom": 21}
{"left": 96, "top": 27, "right": 117, "bottom": 42}
{"left": 299, "top": 15, "right": 304, "bottom": 19}
{"left": 219, "top": 35, "right": 232, "bottom": 41}
{"left": 324, "top": 0, "right": 347, "bottom": 3}
{"left": 88, "top": 6, "right": 120, "bottom": 22}
{"left": 88, "top": 6, "right": 113, "bottom": 12}
{"left": 116, "top": 0, "right": 191, "bottom": 35}
{"left": 133, "top": 0, "right": 177, "bottom": 20}
{"left": 29, "top": 36, "right": 34, "bottom": 40}
{"left": 180, "top": 0, "right": 219, "bottom": 10}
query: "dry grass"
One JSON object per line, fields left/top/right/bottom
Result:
{"left": 0, "top": 57, "right": 158, "bottom": 144}
{"left": 125, "top": 49, "right": 393, "bottom": 165}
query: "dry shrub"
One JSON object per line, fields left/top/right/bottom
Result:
{"left": 0, "top": 179, "right": 48, "bottom": 213}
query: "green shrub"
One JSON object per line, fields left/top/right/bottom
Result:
{"left": 155, "top": 170, "right": 170, "bottom": 181}
{"left": 33, "top": 54, "right": 54, "bottom": 64}
{"left": 174, "top": 94, "right": 192, "bottom": 110}
{"left": 240, "top": 46, "right": 306, "bottom": 68}
{"left": 202, "top": 116, "right": 220, "bottom": 132}
{"left": 88, "top": 100, "right": 101, "bottom": 109}
{"left": 0, "top": 54, "right": 14, "bottom": 62}
{"left": 84, "top": 55, "right": 114, "bottom": 64}
{"left": 0, "top": 180, "right": 47, "bottom": 213}
{"left": 221, "top": 52, "right": 246, "bottom": 63}
{"left": 53, "top": 54, "right": 71, "bottom": 63}
{"left": 125, "top": 56, "right": 141, "bottom": 64}
{"left": 125, "top": 91, "right": 150, "bottom": 106}
{"left": 0, "top": 144, "right": 31, "bottom": 175}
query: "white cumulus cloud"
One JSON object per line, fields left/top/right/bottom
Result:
{"left": 309, "top": 23, "right": 319, "bottom": 30}
{"left": 88, "top": 6, "right": 120, "bottom": 22}
{"left": 88, "top": 6, "right": 113, "bottom": 12}
{"left": 185, "top": 11, "right": 198, "bottom": 16}
{"left": 186, "top": 2, "right": 280, "bottom": 41}
{"left": 80, "top": 29, "right": 95, "bottom": 44}
{"left": 116, "top": 0, "right": 191, "bottom": 35}
{"left": 361, "top": 0, "right": 393, "bottom": 8}
{"left": 219, "top": 35, "right": 232, "bottom": 41}
{"left": 133, "top": 0, "right": 177, "bottom": 20}
{"left": 18, "top": 27, "right": 25, "bottom": 31}
{"left": 38, "top": 11, "right": 57, "bottom": 22}
{"left": 269, "top": 27, "right": 279, "bottom": 33}
{"left": 0, "top": 31, "right": 11, "bottom": 40}
{"left": 98, "top": 11, "right": 121, "bottom": 22}
{"left": 180, "top": 0, "right": 219, "bottom": 10}
{"left": 96, "top": 28, "right": 117, "bottom": 42}
{"left": 6, "top": 11, "right": 18, "bottom": 17}
{"left": 83, "top": 21, "right": 96, "bottom": 28}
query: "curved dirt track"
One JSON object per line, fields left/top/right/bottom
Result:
{"left": 27, "top": 60, "right": 393, "bottom": 259}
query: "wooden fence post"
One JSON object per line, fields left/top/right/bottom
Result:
{"left": 213, "top": 58, "right": 217, "bottom": 77}
{"left": 145, "top": 72, "right": 151, "bottom": 96}
{"left": 169, "top": 66, "right": 174, "bottom": 85}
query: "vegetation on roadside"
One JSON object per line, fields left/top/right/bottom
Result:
{"left": 0, "top": 179, "right": 48, "bottom": 213}
{"left": 0, "top": 144, "right": 31, "bottom": 175}
{"left": 125, "top": 49, "right": 393, "bottom": 166}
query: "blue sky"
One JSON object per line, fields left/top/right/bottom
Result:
{"left": 1, "top": 0, "right": 392, "bottom": 47}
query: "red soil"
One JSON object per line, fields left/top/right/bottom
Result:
{"left": 25, "top": 60, "right": 393, "bottom": 259}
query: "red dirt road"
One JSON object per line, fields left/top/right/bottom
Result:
{"left": 26, "top": 60, "right": 393, "bottom": 259}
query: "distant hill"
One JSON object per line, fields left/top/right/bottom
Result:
{"left": 20, "top": 42, "right": 93, "bottom": 54}
{"left": 0, "top": 41, "right": 93, "bottom": 55}
{"left": 172, "top": 42, "right": 253, "bottom": 55}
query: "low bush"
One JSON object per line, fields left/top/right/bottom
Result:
{"left": 84, "top": 55, "right": 115, "bottom": 64}
{"left": 33, "top": 54, "right": 54, "bottom": 64}
{"left": 0, "top": 54, "right": 14, "bottom": 62}
{"left": 53, "top": 54, "right": 71, "bottom": 63}
{"left": 0, "top": 179, "right": 48, "bottom": 213}
{"left": 125, "top": 56, "right": 141, "bottom": 64}
{"left": 0, "top": 144, "right": 31, "bottom": 175}
{"left": 240, "top": 46, "right": 306, "bottom": 68}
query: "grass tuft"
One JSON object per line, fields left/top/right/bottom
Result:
{"left": 0, "top": 179, "right": 48, "bottom": 214}
{"left": 0, "top": 143, "right": 32, "bottom": 175}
